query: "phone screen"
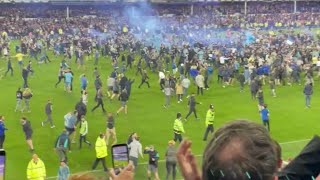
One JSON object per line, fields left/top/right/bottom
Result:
{"left": 112, "top": 144, "right": 129, "bottom": 170}
{"left": 0, "top": 151, "right": 5, "bottom": 180}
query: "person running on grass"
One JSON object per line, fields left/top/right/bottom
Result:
{"left": 106, "top": 112, "right": 117, "bottom": 146}
{"left": 21, "top": 116, "right": 34, "bottom": 153}
{"left": 41, "top": 99, "right": 55, "bottom": 128}
{"left": 116, "top": 89, "right": 128, "bottom": 115}
{"left": 184, "top": 93, "right": 201, "bottom": 121}
{"left": 91, "top": 87, "right": 106, "bottom": 113}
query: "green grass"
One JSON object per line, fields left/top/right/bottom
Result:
{"left": 0, "top": 43, "right": 319, "bottom": 180}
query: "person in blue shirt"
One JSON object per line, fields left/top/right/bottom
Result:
{"left": 80, "top": 74, "right": 88, "bottom": 91}
{"left": 0, "top": 116, "right": 8, "bottom": 149}
{"left": 260, "top": 104, "right": 270, "bottom": 132}
{"left": 57, "top": 161, "right": 70, "bottom": 180}
{"left": 64, "top": 70, "right": 73, "bottom": 93}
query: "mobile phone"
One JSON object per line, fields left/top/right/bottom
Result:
{"left": 0, "top": 150, "right": 5, "bottom": 180}
{"left": 111, "top": 144, "right": 129, "bottom": 175}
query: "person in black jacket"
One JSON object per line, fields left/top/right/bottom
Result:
{"left": 22, "top": 67, "right": 29, "bottom": 88}
{"left": 116, "top": 89, "right": 129, "bottom": 115}
{"left": 94, "top": 75, "right": 102, "bottom": 92}
{"left": 21, "top": 117, "right": 34, "bottom": 152}
{"left": 75, "top": 98, "right": 87, "bottom": 124}
{"left": 4, "top": 58, "right": 13, "bottom": 77}
{"left": 91, "top": 87, "right": 106, "bottom": 113}
{"left": 184, "top": 93, "right": 201, "bottom": 121}
{"left": 125, "top": 79, "right": 135, "bottom": 100}
{"left": 119, "top": 74, "right": 128, "bottom": 91}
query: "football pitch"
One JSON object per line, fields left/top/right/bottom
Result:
{"left": 0, "top": 43, "right": 319, "bottom": 180}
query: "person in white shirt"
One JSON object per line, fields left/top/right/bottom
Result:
{"left": 82, "top": 91, "right": 88, "bottom": 106}
{"left": 128, "top": 136, "right": 144, "bottom": 169}
{"left": 195, "top": 73, "right": 205, "bottom": 95}
{"left": 181, "top": 76, "right": 191, "bottom": 97}
{"left": 159, "top": 71, "right": 166, "bottom": 91}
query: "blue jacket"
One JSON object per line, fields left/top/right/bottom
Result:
{"left": 0, "top": 121, "right": 7, "bottom": 136}
{"left": 304, "top": 84, "right": 313, "bottom": 95}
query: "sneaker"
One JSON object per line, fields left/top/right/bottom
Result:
{"left": 51, "top": 125, "right": 55, "bottom": 128}
{"left": 163, "top": 105, "right": 167, "bottom": 109}
{"left": 41, "top": 122, "right": 44, "bottom": 127}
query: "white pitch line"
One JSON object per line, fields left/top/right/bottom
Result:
{"left": 45, "top": 139, "right": 310, "bottom": 179}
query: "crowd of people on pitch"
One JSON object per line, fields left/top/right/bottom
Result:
{"left": 0, "top": 2, "right": 320, "bottom": 179}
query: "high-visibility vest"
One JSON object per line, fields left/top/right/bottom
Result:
{"left": 205, "top": 110, "right": 215, "bottom": 126}
{"left": 95, "top": 137, "right": 108, "bottom": 158}
{"left": 27, "top": 159, "right": 46, "bottom": 180}
{"left": 173, "top": 119, "right": 185, "bottom": 134}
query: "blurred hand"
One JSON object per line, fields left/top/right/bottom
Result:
{"left": 109, "top": 163, "right": 134, "bottom": 180}
{"left": 177, "top": 140, "right": 202, "bottom": 180}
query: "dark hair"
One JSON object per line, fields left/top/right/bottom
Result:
{"left": 177, "top": 112, "right": 181, "bottom": 119}
{"left": 202, "top": 120, "right": 277, "bottom": 180}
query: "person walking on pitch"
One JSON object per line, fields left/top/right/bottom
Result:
{"left": 15, "top": 87, "right": 23, "bottom": 112}
{"left": 21, "top": 116, "right": 34, "bottom": 152}
{"left": 54, "top": 130, "right": 71, "bottom": 163}
{"left": 41, "top": 99, "right": 55, "bottom": 128}
{"left": 173, "top": 113, "right": 185, "bottom": 143}
{"left": 92, "top": 133, "right": 108, "bottom": 172}
{"left": 203, "top": 104, "right": 215, "bottom": 141}
{"left": 79, "top": 116, "right": 91, "bottom": 149}
{"left": 260, "top": 104, "right": 270, "bottom": 132}
{"left": 185, "top": 93, "right": 201, "bottom": 121}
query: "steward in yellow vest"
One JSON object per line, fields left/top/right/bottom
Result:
{"left": 203, "top": 104, "right": 215, "bottom": 141}
{"left": 173, "top": 113, "right": 185, "bottom": 143}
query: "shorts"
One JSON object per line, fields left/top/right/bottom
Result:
{"left": 18, "top": 61, "right": 23, "bottom": 65}
{"left": 129, "top": 156, "right": 138, "bottom": 167}
{"left": 121, "top": 101, "right": 127, "bottom": 107}
{"left": 113, "top": 90, "right": 119, "bottom": 94}
{"left": 25, "top": 132, "right": 32, "bottom": 140}
{"left": 65, "top": 127, "right": 75, "bottom": 135}
{"left": 148, "top": 164, "right": 158, "bottom": 173}
{"left": 108, "top": 86, "right": 113, "bottom": 91}
{"left": 65, "top": 82, "right": 71, "bottom": 87}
